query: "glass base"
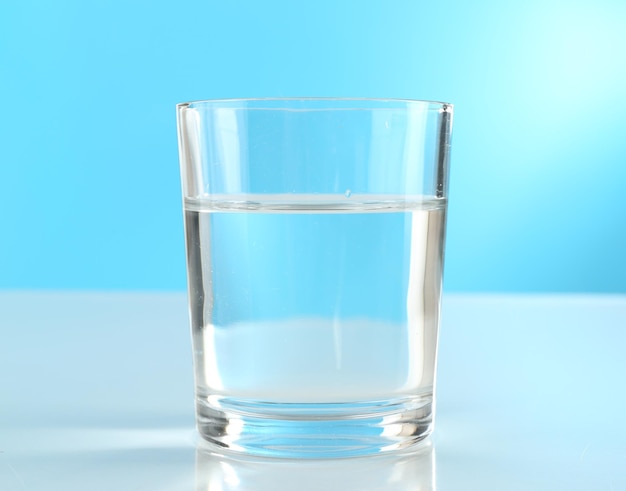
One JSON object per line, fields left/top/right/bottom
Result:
{"left": 195, "top": 395, "right": 433, "bottom": 459}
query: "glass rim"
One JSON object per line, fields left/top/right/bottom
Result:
{"left": 176, "top": 97, "right": 453, "bottom": 110}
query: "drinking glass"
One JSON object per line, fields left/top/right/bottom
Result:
{"left": 176, "top": 98, "right": 453, "bottom": 458}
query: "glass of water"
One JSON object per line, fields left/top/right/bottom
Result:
{"left": 176, "top": 98, "right": 453, "bottom": 458}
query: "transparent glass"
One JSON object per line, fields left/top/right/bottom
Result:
{"left": 177, "top": 98, "right": 453, "bottom": 458}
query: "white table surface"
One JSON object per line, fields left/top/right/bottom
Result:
{"left": 1, "top": 292, "right": 625, "bottom": 490}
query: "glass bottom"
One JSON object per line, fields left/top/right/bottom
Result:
{"left": 195, "top": 395, "right": 434, "bottom": 459}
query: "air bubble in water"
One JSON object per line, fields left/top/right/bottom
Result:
{"left": 344, "top": 189, "right": 352, "bottom": 198}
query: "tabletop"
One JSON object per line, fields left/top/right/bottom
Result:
{"left": 1, "top": 291, "right": 625, "bottom": 490}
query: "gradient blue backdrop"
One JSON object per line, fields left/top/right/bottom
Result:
{"left": 1, "top": 0, "right": 625, "bottom": 292}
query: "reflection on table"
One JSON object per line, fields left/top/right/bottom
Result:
{"left": 195, "top": 440, "right": 435, "bottom": 491}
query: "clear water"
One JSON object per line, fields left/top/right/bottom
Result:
{"left": 184, "top": 194, "right": 447, "bottom": 405}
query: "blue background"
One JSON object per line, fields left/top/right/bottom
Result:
{"left": 1, "top": 0, "right": 625, "bottom": 293}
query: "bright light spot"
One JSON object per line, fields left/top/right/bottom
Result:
{"left": 220, "top": 462, "right": 241, "bottom": 487}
